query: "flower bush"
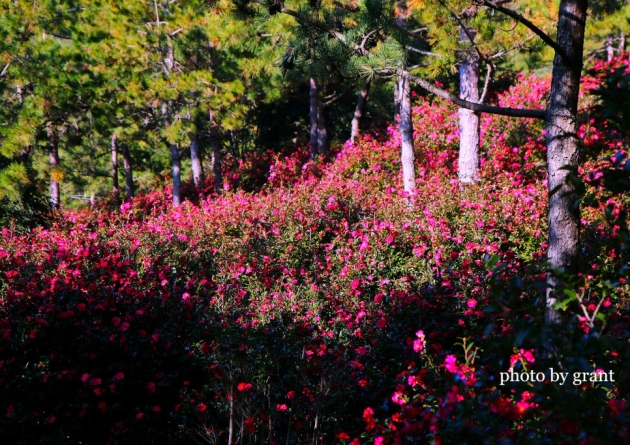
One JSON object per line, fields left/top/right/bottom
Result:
{"left": 1, "top": 58, "right": 629, "bottom": 444}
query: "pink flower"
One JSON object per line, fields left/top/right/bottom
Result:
{"left": 444, "top": 355, "right": 458, "bottom": 373}
{"left": 391, "top": 391, "right": 405, "bottom": 405}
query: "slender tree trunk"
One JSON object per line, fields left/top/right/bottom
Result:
{"left": 545, "top": 0, "right": 588, "bottom": 326}
{"left": 161, "top": 100, "right": 182, "bottom": 207}
{"left": 619, "top": 31, "right": 625, "bottom": 54}
{"left": 210, "top": 125, "right": 223, "bottom": 193}
{"left": 393, "top": 77, "right": 400, "bottom": 119}
{"left": 396, "top": 1, "right": 416, "bottom": 196}
{"left": 47, "top": 125, "right": 60, "bottom": 209}
{"left": 606, "top": 35, "right": 615, "bottom": 62}
{"left": 351, "top": 79, "right": 371, "bottom": 143}
{"left": 190, "top": 132, "right": 204, "bottom": 189}
{"left": 309, "top": 77, "right": 319, "bottom": 160}
{"left": 230, "top": 130, "right": 239, "bottom": 157}
{"left": 171, "top": 143, "right": 182, "bottom": 207}
{"left": 111, "top": 134, "right": 119, "bottom": 195}
{"left": 316, "top": 102, "right": 328, "bottom": 155}
{"left": 458, "top": 31, "right": 481, "bottom": 184}
{"left": 121, "top": 144, "right": 135, "bottom": 200}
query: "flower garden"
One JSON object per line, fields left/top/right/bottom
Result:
{"left": 1, "top": 57, "right": 629, "bottom": 444}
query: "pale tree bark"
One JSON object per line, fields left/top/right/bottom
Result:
{"left": 46, "top": 125, "right": 60, "bottom": 209}
{"left": 121, "top": 144, "right": 135, "bottom": 200}
{"left": 190, "top": 132, "right": 204, "bottom": 190}
{"left": 606, "top": 35, "right": 615, "bottom": 62}
{"left": 396, "top": 0, "right": 416, "bottom": 196}
{"left": 309, "top": 77, "right": 319, "bottom": 160}
{"left": 350, "top": 79, "right": 371, "bottom": 143}
{"left": 111, "top": 134, "right": 119, "bottom": 195}
{"left": 171, "top": 143, "right": 182, "bottom": 207}
{"left": 458, "top": 33, "right": 481, "bottom": 184}
{"left": 393, "top": 77, "right": 400, "bottom": 118}
{"left": 619, "top": 31, "right": 626, "bottom": 54}
{"left": 545, "top": 0, "right": 588, "bottom": 326}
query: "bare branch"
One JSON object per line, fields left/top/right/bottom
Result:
{"left": 407, "top": 63, "right": 430, "bottom": 69}
{"left": 390, "top": 69, "right": 546, "bottom": 119}
{"left": 0, "top": 61, "right": 11, "bottom": 78}
{"left": 479, "top": 62, "right": 493, "bottom": 104}
{"left": 475, "top": 0, "right": 568, "bottom": 61}
{"left": 323, "top": 87, "right": 353, "bottom": 107}
{"left": 359, "top": 30, "right": 378, "bottom": 52}
{"left": 406, "top": 46, "right": 443, "bottom": 58}
{"left": 489, "top": 34, "right": 535, "bottom": 60}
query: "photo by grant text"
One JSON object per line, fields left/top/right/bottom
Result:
{"left": 500, "top": 368, "right": 615, "bottom": 386}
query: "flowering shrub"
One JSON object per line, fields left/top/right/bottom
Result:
{"left": 1, "top": 59, "right": 629, "bottom": 444}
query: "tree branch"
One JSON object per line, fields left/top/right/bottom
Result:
{"left": 489, "top": 34, "right": 535, "bottom": 60}
{"left": 0, "top": 61, "right": 11, "bottom": 78}
{"left": 479, "top": 62, "right": 493, "bottom": 104}
{"left": 323, "top": 86, "right": 354, "bottom": 107}
{"left": 406, "top": 46, "right": 443, "bottom": 58}
{"left": 476, "top": 0, "right": 568, "bottom": 61}
{"left": 391, "top": 69, "right": 545, "bottom": 119}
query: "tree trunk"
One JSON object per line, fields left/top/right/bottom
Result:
{"left": 111, "top": 134, "right": 119, "bottom": 195}
{"left": 171, "top": 144, "right": 182, "bottom": 207}
{"left": 210, "top": 125, "right": 223, "bottom": 193}
{"left": 396, "top": 1, "right": 416, "bottom": 196}
{"left": 316, "top": 101, "right": 328, "bottom": 155}
{"left": 619, "top": 31, "right": 625, "bottom": 54}
{"left": 606, "top": 35, "right": 615, "bottom": 62}
{"left": 190, "top": 132, "right": 204, "bottom": 189}
{"left": 47, "top": 125, "right": 60, "bottom": 209}
{"left": 545, "top": 0, "right": 588, "bottom": 326}
{"left": 309, "top": 77, "right": 319, "bottom": 160}
{"left": 121, "top": 144, "right": 135, "bottom": 200}
{"left": 458, "top": 32, "right": 481, "bottom": 184}
{"left": 351, "top": 79, "right": 371, "bottom": 143}
{"left": 393, "top": 77, "right": 400, "bottom": 119}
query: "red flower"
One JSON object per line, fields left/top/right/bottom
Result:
{"left": 244, "top": 417, "right": 255, "bottom": 433}
{"left": 196, "top": 403, "right": 207, "bottom": 413}
{"left": 237, "top": 382, "right": 253, "bottom": 392}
